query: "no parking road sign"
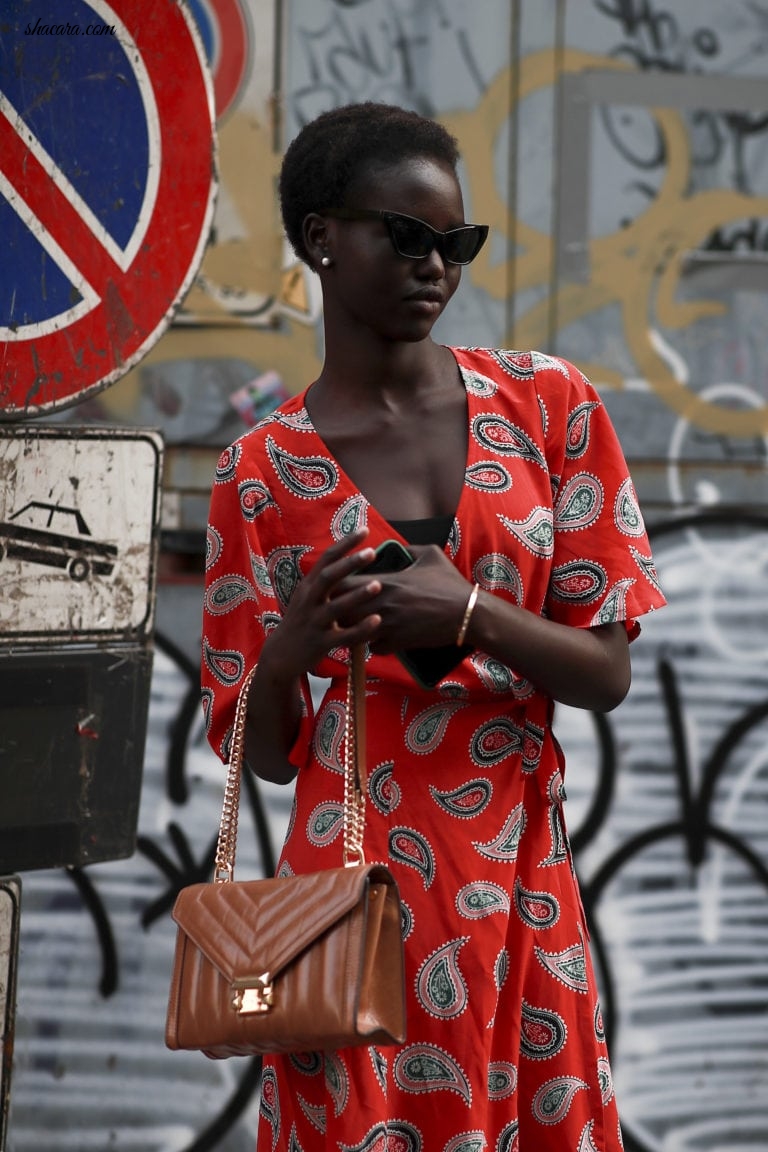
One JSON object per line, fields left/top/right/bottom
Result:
{"left": 0, "top": 0, "right": 216, "bottom": 418}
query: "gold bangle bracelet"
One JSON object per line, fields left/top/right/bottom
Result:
{"left": 456, "top": 583, "right": 480, "bottom": 646}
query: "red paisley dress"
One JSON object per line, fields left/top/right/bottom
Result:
{"left": 201, "top": 348, "right": 666, "bottom": 1152}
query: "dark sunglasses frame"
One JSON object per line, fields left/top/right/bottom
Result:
{"left": 322, "top": 208, "right": 489, "bottom": 265}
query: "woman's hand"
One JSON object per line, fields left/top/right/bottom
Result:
{"left": 260, "top": 528, "right": 384, "bottom": 681}
{"left": 340, "top": 543, "right": 473, "bottom": 653}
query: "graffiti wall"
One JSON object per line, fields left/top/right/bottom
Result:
{"left": 6, "top": 0, "right": 768, "bottom": 1149}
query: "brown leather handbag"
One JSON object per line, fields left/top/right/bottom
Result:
{"left": 165, "top": 646, "right": 406, "bottom": 1059}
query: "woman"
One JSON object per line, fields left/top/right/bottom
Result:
{"left": 202, "top": 102, "right": 666, "bottom": 1151}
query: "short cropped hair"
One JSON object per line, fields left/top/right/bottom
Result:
{"left": 279, "top": 102, "right": 460, "bottom": 265}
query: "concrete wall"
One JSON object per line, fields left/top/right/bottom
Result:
{"left": 6, "top": 1, "right": 768, "bottom": 1149}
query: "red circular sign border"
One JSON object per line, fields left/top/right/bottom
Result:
{"left": 1, "top": 0, "right": 217, "bottom": 419}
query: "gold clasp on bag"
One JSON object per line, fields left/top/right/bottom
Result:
{"left": 233, "top": 974, "right": 274, "bottom": 1015}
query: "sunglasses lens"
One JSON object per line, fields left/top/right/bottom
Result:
{"left": 444, "top": 227, "right": 486, "bottom": 264}
{"left": 389, "top": 216, "right": 435, "bottom": 259}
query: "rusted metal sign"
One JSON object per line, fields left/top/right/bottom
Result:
{"left": 0, "top": 427, "right": 163, "bottom": 644}
{"left": 0, "top": 0, "right": 216, "bottom": 418}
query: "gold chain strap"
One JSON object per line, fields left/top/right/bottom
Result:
{"left": 343, "top": 644, "right": 367, "bottom": 866}
{"left": 213, "top": 648, "right": 367, "bottom": 882}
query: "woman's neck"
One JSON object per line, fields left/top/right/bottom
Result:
{"left": 315, "top": 335, "right": 451, "bottom": 409}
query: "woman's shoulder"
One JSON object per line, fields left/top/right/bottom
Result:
{"left": 217, "top": 389, "right": 315, "bottom": 471}
{"left": 451, "top": 346, "right": 596, "bottom": 406}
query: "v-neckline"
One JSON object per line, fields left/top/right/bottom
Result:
{"left": 298, "top": 348, "right": 471, "bottom": 545}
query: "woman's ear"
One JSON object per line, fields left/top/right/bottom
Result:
{"left": 303, "top": 213, "right": 331, "bottom": 272}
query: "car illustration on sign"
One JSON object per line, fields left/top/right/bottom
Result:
{"left": 0, "top": 501, "right": 118, "bottom": 581}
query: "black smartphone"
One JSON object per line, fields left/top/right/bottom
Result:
{"left": 365, "top": 539, "right": 471, "bottom": 689}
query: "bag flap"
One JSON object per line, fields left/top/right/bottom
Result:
{"left": 171, "top": 864, "right": 392, "bottom": 984}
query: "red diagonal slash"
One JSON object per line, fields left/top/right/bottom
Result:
{"left": 0, "top": 106, "right": 124, "bottom": 294}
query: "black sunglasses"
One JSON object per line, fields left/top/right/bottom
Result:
{"left": 323, "top": 208, "right": 489, "bottom": 265}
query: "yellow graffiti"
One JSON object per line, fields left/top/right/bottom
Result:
{"left": 445, "top": 51, "right": 768, "bottom": 437}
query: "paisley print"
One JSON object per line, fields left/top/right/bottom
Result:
{"left": 429, "top": 778, "right": 492, "bottom": 818}
{"left": 331, "top": 495, "right": 368, "bottom": 540}
{"left": 578, "top": 1120, "right": 602, "bottom": 1152}
{"left": 214, "top": 442, "right": 241, "bottom": 482}
{"left": 494, "top": 948, "right": 509, "bottom": 993}
{"left": 416, "top": 938, "right": 470, "bottom": 1019}
{"left": 549, "top": 560, "right": 607, "bottom": 604}
{"left": 630, "top": 545, "right": 664, "bottom": 594}
{"left": 470, "top": 717, "right": 524, "bottom": 767}
{"left": 204, "top": 574, "right": 258, "bottom": 615}
{"left": 496, "top": 1121, "right": 519, "bottom": 1152}
{"left": 205, "top": 524, "right": 223, "bottom": 570}
{"left": 446, "top": 517, "right": 461, "bottom": 559}
{"left": 239, "top": 478, "right": 277, "bottom": 520}
{"left": 522, "top": 722, "right": 545, "bottom": 772}
{"left": 287, "top": 1124, "right": 303, "bottom": 1152}
{"left": 498, "top": 507, "right": 554, "bottom": 557}
{"left": 306, "top": 802, "right": 344, "bottom": 847}
{"left": 202, "top": 638, "right": 243, "bottom": 686}
{"left": 455, "top": 881, "right": 511, "bottom": 919}
{"left": 472, "top": 803, "right": 526, "bottom": 862}
{"left": 312, "top": 700, "right": 346, "bottom": 773}
{"left": 369, "top": 1048, "right": 388, "bottom": 1092}
{"left": 298, "top": 1094, "right": 325, "bottom": 1134}
{"left": 444, "top": 1134, "right": 486, "bottom": 1152}
{"left": 535, "top": 940, "right": 589, "bottom": 992}
{"left": 201, "top": 347, "right": 665, "bottom": 1152}
{"left": 393, "top": 1044, "right": 472, "bottom": 1105}
{"left": 472, "top": 414, "right": 547, "bottom": 469}
{"left": 594, "top": 1001, "right": 606, "bottom": 1043}
{"left": 369, "top": 761, "right": 401, "bottom": 814}
{"left": 531, "top": 350, "right": 571, "bottom": 378}
{"left": 462, "top": 367, "right": 499, "bottom": 395}
{"left": 491, "top": 349, "right": 534, "bottom": 379}
{"left": 267, "top": 546, "right": 311, "bottom": 609}
{"left": 565, "top": 401, "right": 600, "bottom": 458}
{"left": 541, "top": 798, "right": 568, "bottom": 867}
{"left": 614, "top": 477, "right": 645, "bottom": 537}
{"left": 405, "top": 703, "right": 465, "bottom": 755}
{"left": 274, "top": 406, "right": 314, "bottom": 432}
{"left": 487, "top": 1062, "right": 517, "bottom": 1100}
{"left": 465, "top": 460, "right": 513, "bottom": 493}
{"left": 472, "top": 552, "right": 523, "bottom": 602}
{"left": 324, "top": 1054, "right": 349, "bottom": 1117}
{"left": 591, "top": 578, "right": 633, "bottom": 626}
{"left": 260, "top": 1065, "right": 281, "bottom": 1147}
{"left": 260, "top": 609, "right": 282, "bottom": 634}
{"left": 267, "top": 436, "right": 339, "bottom": 499}
{"left": 554, "top": 474, "right": 604, "bottom": 532}
{"left": 340, "top": 1120, "right": 422, "bottom": 1152}
{"left": 289, "top": 1051, "right": 323, "bottom": 1077}
{"left": 471, "top": 654, "right": 519, "bottom": 694}
{"left": 597, "top": 1056, "right": 614, "bottom": 1105}
{"left": 532, "top": 1077, "right": 589, "bottom": 1125}
{"left": 250, "top": 552, "right": 274, "bottom": 594}
{"left": 514, "top": 878, "right": 560, "bottom": 929}
{"left": 389, "top": 827, "right": 436, "bottom": 888}
{"left": 520, "top": 1001, "right": 568, "bottom": 1060}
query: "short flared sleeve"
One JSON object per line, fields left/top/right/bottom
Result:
{"left": 200, "top": 438, "right": 314, "bottom": 767}
{"left": 535, "top": 354, "right": 666, "bottom": 638}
